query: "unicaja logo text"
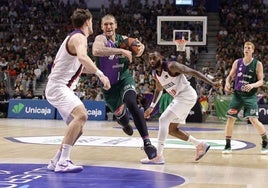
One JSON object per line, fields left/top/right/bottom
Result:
{"left": 25, "top": 107, "right": 51, "bottom": 115}
{"left": 87, "top": 109, "right": 102, "bottom": 117}
{"left": 12, "top": 103, "right": 51, "bottom": 115}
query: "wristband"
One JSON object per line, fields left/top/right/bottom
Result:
{"left": 150, "top": 102, "right": 156, "bottom": 108}
{"left": 95, "top": 69, "right": 104, "bottom": 77}
{"left": 149, "top": 90, "right": 163, "bottom": 108}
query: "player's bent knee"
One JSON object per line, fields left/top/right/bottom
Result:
{"left": 76, "top": 110, "right": 88, "bottom": 123}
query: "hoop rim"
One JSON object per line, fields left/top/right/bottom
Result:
{"left": 174, "top": 39, "right": 187, "bottom": 52}
{"left": 174, "top": 39, "right": 188, "bottom": 44}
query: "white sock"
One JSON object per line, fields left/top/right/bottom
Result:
{"left": 59, "top": 144, "right": 72, "bottom": 161}
{"left": 187, "top": 135, "right": 201, "bottom": 147}
{"left": 52, "top": 149, "right": 61, "bottom": 162}
{"left": 157, "top": 140, "right": 165, "bottom": 156}
{"left": 157, "top": 110, "right": 178, "bottom": 157}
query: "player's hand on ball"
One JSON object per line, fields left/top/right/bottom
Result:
{"left": 120, "top": 49, "right": 133, "bottom": 63}
{"left": 135, "top": 39, "right": 145, "bottom": 57}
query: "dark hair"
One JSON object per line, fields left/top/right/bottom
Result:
{"left": 71, "top": 9, "right": 92, "bottom": 28}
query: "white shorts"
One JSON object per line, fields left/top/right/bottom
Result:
{"left": 45, "top": 80, "right": 82, "bottom": 123}
{"left": 166, "top": 86, "right": 197, "bottom": 124}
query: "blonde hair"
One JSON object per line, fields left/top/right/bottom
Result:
{"left": 101, "top": 14, "right": 117, "bottom": 25}
{"left": 244, "top": 41, "right": 255, "bottom": 50}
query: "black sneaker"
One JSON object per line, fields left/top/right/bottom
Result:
{"left": 144, "top": 140, "right": 157, "bottom": 159}
{"left": 117, "top": 120, "right": 133, "bottom": 136}
{"left": 122, "top": 124, "right": 133, "bottom": 136}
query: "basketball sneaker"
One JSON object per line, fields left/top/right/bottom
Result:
{"left": 222, "top": 145, "right": 232, "bottom": 154}
{"left": 140, "top": 155, "right": 165, "bottom": 165}
{"left": 143, "top": 140, "right": 157, "bottom": 159}
{"left": 122, "top": 124, "right": 133, "bottom": 136}
{"left": 47, "top": 160, "right": 57, "bottom": 171}
{"left": 195, "top": 142, "right": 210, "bottom": 161}
{"left": 117, "top": 120, "right": 133, "bottom": 136}
{"left": 54, "top": 160, "right": 83, "bottom": 173}
{"left": 261, "top": 141, "right": 268, "bottom": 154}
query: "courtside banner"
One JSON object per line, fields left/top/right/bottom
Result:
{"left": 7, "top": 99, "right": 55, "bottom": 119}
{"left": 56, "top": 100, "right": 106, "bottom": 121}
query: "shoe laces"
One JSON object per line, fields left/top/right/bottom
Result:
{"left": 144, "top": 139, "right": 151, "bottom": 147}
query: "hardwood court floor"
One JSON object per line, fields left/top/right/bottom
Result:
{"left": 0, "top": 118, "right": 267, "bottom": 188}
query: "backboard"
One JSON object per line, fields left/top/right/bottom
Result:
{"left": 157, "top": 16, "right": 207, "bottom": 46}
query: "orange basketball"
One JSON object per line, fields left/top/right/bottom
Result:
{"left": 119, "top": 37, "right": 140, "bottom": 56}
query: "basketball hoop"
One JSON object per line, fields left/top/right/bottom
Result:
{"left": 174, "top": 39, "right": 188, "bottom": 52}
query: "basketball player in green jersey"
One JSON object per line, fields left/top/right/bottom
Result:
{"left": 92, "top": 14, "right": 157, "bottom": 160}
{"left": 223, "top": 41, "right": 268, "bottom": 154}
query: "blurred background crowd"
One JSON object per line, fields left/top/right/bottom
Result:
{"left": 0, "top": 0, "right": 267, "bottom": 116}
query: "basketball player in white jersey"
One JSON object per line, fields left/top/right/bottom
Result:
{"left": 141, "top": 51, "right": 221, "bottom": 164}
{"left": 45, "top": 9, "right": 110, "bottom": 173}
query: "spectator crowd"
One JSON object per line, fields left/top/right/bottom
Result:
{"left": 0, "top": 0, "right": 267, "bottom": 116}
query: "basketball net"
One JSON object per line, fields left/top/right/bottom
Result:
{"left": 174, "top": 38, "right": 188, "bottom": 52}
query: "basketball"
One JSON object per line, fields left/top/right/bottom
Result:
{"left": 119, "top": 37, "right": 143, "bottom": 56}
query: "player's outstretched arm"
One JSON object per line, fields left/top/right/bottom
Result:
{"left": 72, "top": 34, "right": 111, "bottom": 90}
{"left": 144, "top": 80, "right": 163, "bottom": 119}
{"left": 168, "top": 61, "right": 216, "bottom": 86}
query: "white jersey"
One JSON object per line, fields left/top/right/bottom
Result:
{"left": 48, "top": 30, "right": 84, "bottom": 90}
{"left": 153, "top": 61, "right": 192, "bottom": 97}
{"left": 46, "top": 30, "right": 85, "bottom": 123}
{"left": 154, "top": 61, "right": 197, "bottom": 124}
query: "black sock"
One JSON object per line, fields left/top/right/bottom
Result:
{"left": 226, "top": 138, "right": 231, "bottom": 147}
{"left": 261, "top": 134, "right": 267, "bottom": 143}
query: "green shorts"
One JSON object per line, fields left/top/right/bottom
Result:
{"left": 226, "top": 91, "right": 258, "bottom": 119}
{"left": 102, "top": 76, "right": 136, "bottom": 113}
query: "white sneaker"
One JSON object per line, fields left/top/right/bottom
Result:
{"left": 140, "top": 155, "right": 165, "bottom": 165}
{"left": 261, "top": 149, "right": 268, "bottom": 154}
{"left": 47, "top": 160, "right": 57, "bottom": 171}
{"left": 54, "top": 160, "right": 83, "bottom": 173}
{"left": 222, "top": 146, "right": 232, "bottom": 154}
{"left": 195, "top": 142, "right": 210, "bottom": 161}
